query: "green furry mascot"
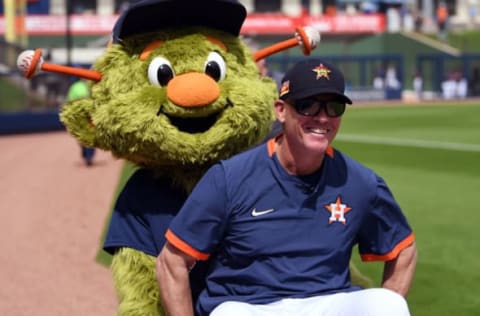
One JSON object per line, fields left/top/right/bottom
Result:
{"left": 16, "top": 0, "right": 370, "bottom": 314}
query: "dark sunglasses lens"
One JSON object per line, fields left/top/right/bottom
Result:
{"left": 325, "top": 102, "right": 346, "bottom": 117}
{"left": 294, "top": 99, "right": 318, "bottom": 116}
{"left": 293, "top": 99, "right": 346, "bottom": 117}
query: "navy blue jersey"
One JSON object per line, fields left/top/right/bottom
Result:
{"left": 167, "top": 139, "right": 415, "bottom": 316}
{"left": 103, "top": 169, "right": 208, "bottom": 301}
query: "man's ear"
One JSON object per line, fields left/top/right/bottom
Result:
{"left": 274, "top": 99, "right": 287, "bottom": 123}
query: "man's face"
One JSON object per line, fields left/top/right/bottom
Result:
{"left": 275, "top": 94, "right": 343, "bottom": 154}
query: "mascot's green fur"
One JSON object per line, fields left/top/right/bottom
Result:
{"left": 62, "top": 27, "right": 276, "bottom": 191}
{"left": 22, "top": 1, "right": 371, "bottom": 314}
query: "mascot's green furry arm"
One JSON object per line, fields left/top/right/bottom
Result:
{"left": 16, "top": 1, "right": 370, "bottom": 315}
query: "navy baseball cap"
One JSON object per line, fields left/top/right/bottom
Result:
{"left": 112, "top": 0, "right": 247, "bottom": 42}
{"left": 279, "top": 59, "right": 353, "bottom": 104}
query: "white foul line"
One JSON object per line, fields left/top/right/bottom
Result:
{"left": 336, "top": 134, "right": 480, "bottom": 152}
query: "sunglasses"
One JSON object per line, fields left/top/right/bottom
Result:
{"left": 288, "top": 98, "right": 346, "bottom": 118}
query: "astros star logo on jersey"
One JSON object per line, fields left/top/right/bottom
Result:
{"left": 324, "top": 195, "right": 352, "bottom": 225}
{"left": 312, "top": 63, "right": 331, "bottom": 80}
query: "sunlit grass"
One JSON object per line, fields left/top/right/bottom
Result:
{"left": 337, "top": 102, "right": 480, "bottom": 315}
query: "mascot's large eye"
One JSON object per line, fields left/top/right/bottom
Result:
{"left": 148, "top": 57, "right": 175, "bottom": 86}
{"left": 204, "top": 52, "right": 226, "bottom": 81}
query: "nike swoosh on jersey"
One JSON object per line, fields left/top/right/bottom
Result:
{"left": 251, "top": 208, "right": 275, "bottom": 217}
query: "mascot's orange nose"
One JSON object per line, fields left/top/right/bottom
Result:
{"left": 167, "top": 73, "right": 220, "bottom": 108}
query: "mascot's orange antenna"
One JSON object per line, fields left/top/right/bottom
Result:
{"left": 253, "top": 26, "right": 320, "bottom": 62}
{"left": 16, "top": 26, "right": 319, "bottom": 81}
{"left": 16, "top": 48, "right": 102, "bottom": 82}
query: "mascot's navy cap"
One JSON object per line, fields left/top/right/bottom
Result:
{"left": 112, "top": 0, "right": 247, "bottom": 42}
{"left": 279, "top": 59, "right": 353, "bottom": 105}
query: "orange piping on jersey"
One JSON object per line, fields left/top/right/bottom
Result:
{"left": 165, "top": 229, "right": 210, "bottom": 261}
{"left": 267, "top": 138, "right": 276, "bottom": 157}
{"left": 140, "top": 41, "right": 164, "bottom": 60}
{"left": 361, "top": 233, "right": 415, "bottom": 262}
{"left": 326, "top": 146, "right": 334, "bottom": 158}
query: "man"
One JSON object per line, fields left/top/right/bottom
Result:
{"left": 156, "top": 59, "right": 417, "bottom": 316}
{"left": 66, "top": 77, "right": 96, "bottom": 166}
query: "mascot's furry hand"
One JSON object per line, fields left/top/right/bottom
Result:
{"left": 17, "top": 1, "right": 369, "bottom": 314}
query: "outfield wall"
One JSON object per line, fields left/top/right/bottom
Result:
{"left": 0, "top": 110, "right": 64, "bottom": 135}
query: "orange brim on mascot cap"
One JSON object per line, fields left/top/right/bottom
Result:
{"left": 113, "top": 0, "right": 247, "bottom": 43}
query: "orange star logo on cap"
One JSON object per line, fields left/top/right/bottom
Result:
{"left": 312, "top": 63, "right": 331, "bottom": 80}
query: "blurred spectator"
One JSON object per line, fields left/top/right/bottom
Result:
{"left": 386, "top": 6, "right": 401, "bottom": 32}
{"left": 413, "top": 71, "right": 423, "bottom": 100}
{"left": 360, "top": 1, "right": 379, "bottom": 14}
{"left": 441, "top": 71, "right": 456, "bottom": 100}
{"left": 468, "top": 0, "right": 477, "bottom": 27}
{"left": 469, "top": 67, "right": 480, "bottom": 97}
{"left": 373, "top": 66, "right": 385, "bottom": 90}
{"left": 66, "top": 77, "right": 96, "bottom": 166}
{"left": 244, "top": 37, "right": 283, "bottom": 89}
{"left": 403, "top": 8, "right": 415, "bottom": 31}
{"left": 436, "top": 2, "right": 449, "bottom": 41}
{"left": 325, "top": 5, "right": 337, "bottom": 16}
{"left": 257, "top": 58, "right": 283, "bottom": 90}
{"left": 414, "top": 10, "right": 423, "bottom": 32}
{"left": 385, "top": 64, "right": 401, "bottom": 89}
{"left": 442, "top": 70, "right": 468, "bottom": 100}
{"left": 456, "top": 71, "right": 468, "bottom": 99}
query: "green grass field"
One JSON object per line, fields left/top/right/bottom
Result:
{"left": 337, "top": 103, "right": 480, "bottom": 315}
{"left": 98, "top": 102, "right": 480, "bottom": 315}
{"left": 0, "top": 77, "right": 49, "bottom": 111}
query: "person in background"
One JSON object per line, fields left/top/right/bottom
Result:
{"left": 156, "top": 59, "right": 417, "bottom": 316}
{"left": 66, "top": 77, "right": 96, "bottom": 166}
{"left": 244, "top": 37, "right": 283, "bottom": 90}
{"left": 455, "top": 70, "right": 468, "bottom": 99}
{"left": 469, "top": 67, "right": 480, "bottom": 97}
{"left": 436, "top": 2, "right": 449, "bottom": 41}
{"left": 245, "top": 37, "right": 283, "bottom": 138}
{"left": 373, "top": 66, "right": 385, "bottom": 90}
{"left": 413, "top": 70, "right": 423, "bottom": 100}
{"left": 256, "top": 57, "right": 283, "bottom": 90}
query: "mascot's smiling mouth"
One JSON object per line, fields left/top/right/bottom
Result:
{"left": 166, "top": 112, "right": 220, "bottom": 133}
{"left": 158, "top": 98, "right": 234, "bottom": 134}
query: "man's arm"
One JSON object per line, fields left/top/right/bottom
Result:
{"left": 382, "top": 242, "right": 417, "bottom": 297}
{"left": 156, "top": 242, "right": 197, "bottom": 316}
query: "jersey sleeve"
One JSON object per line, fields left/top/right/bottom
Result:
{"left": 357, "top": 175, "right": 415, "bottom": 262}
{"left": 103, "top": 170, "right": 174, "bottom": 257}
{"left": 166, "top": 164, "right": 229, "bottom": 261}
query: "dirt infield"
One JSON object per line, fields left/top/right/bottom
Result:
{"left": 0, "top": 131, "right": 123, "bottom": 315}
